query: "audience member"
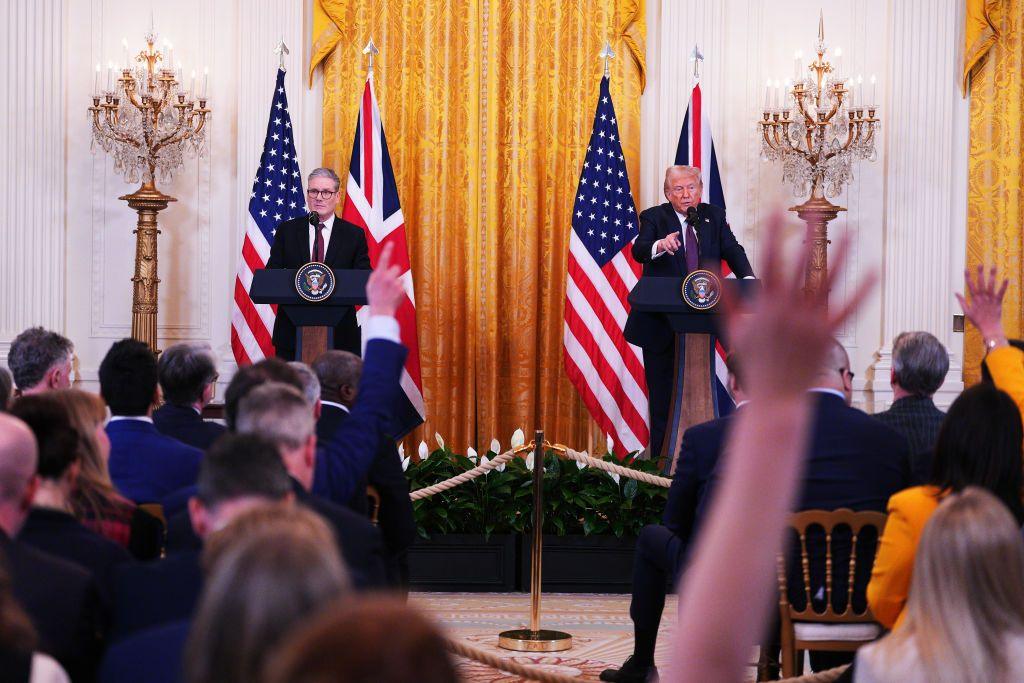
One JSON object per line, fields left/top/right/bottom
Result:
{"left": 182, "top": 504, "right": 350, "bottom": 683}
{"left": 233, "top": 382, "right": 387, "bottom": 587}
{"left": 873, "top": 331, "right": 948, "bottom": 482}
{"left": 855, "top": 488, "right": 1024, "bottom": 682}
{"left": 152, "top": 342, "right": 226, "bottom": 450}
{"left": 0, "top": 558, "right": 70, "bottom": 683}
{"left": 265, "top": 596, "right": 459, "bottom": 683}
{"left": 99, "top": 339, "right": 203, "bottom": 504}
{"left": 51, "top": 390, "right": 162, "bottom": 560}
{"left": 7, "top": 328, "right": 74, "bottom": 396}
{"left": 667, "top": 215, "right": 878, "bottom": 683}
{"left": 0, "top": 366, "right": 13, "bottom": 411}
{"left": 108, "top": 433, "right": 293, "bottom": 640}
{"left": 313, "top": 349, "right": 416, "bottom": 588}
{"left": 8, "top": 395, "right": 132, "bottom": 599}
{"left": 867, "top": 382, "right": 1024, "bottom": 630}
{"left": 0, "top": 413, "right": 103, "bottom": 680}
{"left": 287, "top": 361, "right": 322, "bottom": 414}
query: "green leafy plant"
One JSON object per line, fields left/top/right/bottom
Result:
{"left": 407, "top": 446, "right": 668, "bottom": 540}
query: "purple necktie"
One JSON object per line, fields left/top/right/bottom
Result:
{"left": 684, "top": 223, "right": 699, "bottom": 273}
{"left": 313, "top": 222, "right": 325, "bottom": 262}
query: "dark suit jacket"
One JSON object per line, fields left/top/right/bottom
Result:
{"left": 624, "top": 202, "right": 753, "bottom": 349}
{"left": 162, "top": 479, "right": 387, "bottom": 590}
{"left": 108, "top": 550, "right": 202, "bottom": 642}
{"left": 665, "top": 393, "right": 912, "bottom": 610}
{"left": 106, "top": 419, "right": 204, "bottom": 504}
{"left": 152, "top": 403, "right": 227, "bottom": 451}
{"left": 99, "top": 619, "right": 189, "bottom": 683}
{"left": 266, "top": 214, "right": 371, "bottom": 357}
{"left": 312, "top": 339, "right": 407, "bottom": 505}
{"left": 317, "top": 403, "right": 416, "bottom": 558}
{"left": 0, "top": 530, "right": 104, "bottom": 681}
{"left": 874, "top": 396, "right": 945, "bottom": 484}
{"left": 18, "top": 508, "right": 133, "bottom": 607}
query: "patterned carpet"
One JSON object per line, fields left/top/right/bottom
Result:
{"left": 413, "top": 592, "right": 675, "bottom": 681}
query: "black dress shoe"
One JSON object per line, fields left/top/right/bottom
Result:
{"left": 599, "top": 656, "right": 659, "bottom": 682}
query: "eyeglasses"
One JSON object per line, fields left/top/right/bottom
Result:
{"left": 306, "top": 189, "right": 337, "bottom": 199}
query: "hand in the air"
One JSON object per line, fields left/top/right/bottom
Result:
{"left": 956, "top": 265, "right": 1009, "bottom": 345}
{"left": 366, "top": 243, "right": 404, "bottom": 318}
{"left": 659, "top": 231, "right": 682, "bottom": 255}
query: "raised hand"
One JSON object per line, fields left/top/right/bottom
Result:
{"left": 366, "top": 242, "right": 404, "bottom": 318}
{"left": 659, "top": 231, "right": 682, "bottom": 255}
{"left": 956, "top": 265, "right": 1009, "bottom": 347}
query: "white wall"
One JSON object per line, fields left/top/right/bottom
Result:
{"left": 1, "top": 0, "right": 968, "bottom": 412}
{"left": 642, "top": 0, "right": 968, "bottom": 410}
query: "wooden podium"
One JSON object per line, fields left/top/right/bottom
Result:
{"left": 628, "top": 276, "right": 759, "bottom": 473}
{"left": 249, "top": 268, "right": 370, "bottom": 364}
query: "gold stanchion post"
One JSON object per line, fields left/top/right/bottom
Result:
{"left": 498, "top": 430, "right": 572, "bottom": 652}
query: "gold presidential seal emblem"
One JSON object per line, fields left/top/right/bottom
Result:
{"left": 681, "top": 270, "right": 721, "bottom": 310}
{"left": 295, "top": 262, "right": 336, "bottom": 303}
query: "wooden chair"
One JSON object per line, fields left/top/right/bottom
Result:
{"left": 776, "top": 508, "right": 887, "bottom": 677}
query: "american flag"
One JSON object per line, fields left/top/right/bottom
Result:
{"left": 675, "top": 82, "right": 735, "bottom": 414}
{"left": 231, "top": 69, "right": 306, "bottom": 365}
{"left": 341, "top": 74, "right": 425, "bottom": 438}
{"left": 563, "top": 75, "right": 649, "bottom": 456}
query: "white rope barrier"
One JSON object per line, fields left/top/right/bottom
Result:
{"left": 447, "top": 638, "right": 597, "bottom": 683}
{"left": 409, "top": 448, "right": 519, "bottom": 501}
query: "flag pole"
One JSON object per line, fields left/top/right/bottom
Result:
{"left": 362, "top": 38, "right": 378, "bottom": 77}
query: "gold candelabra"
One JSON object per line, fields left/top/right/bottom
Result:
{"left": 759, "top": 14, "right": 880, "bottom": 299}
{"left": 89, "top": 26, "right": 211, "bottom": 351}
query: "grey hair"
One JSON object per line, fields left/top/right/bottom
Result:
{"left": 287, "top": 362, "right": 321, "bottom": 406}
{"left": 236, "top": 382, "right": 314, "bottom": 451}
{"left": 7, "top": 327, "right": 73, "bottom": 391}
{"left": 308, "top": 167, "right": 341, "bottom": 192}
{"left": 311, "top": 350, "right": 362, "bottom": 401}
{"left": 158, "top": 342, "right": 218, "bottom": 406}
{"left": 664, "top": 165, "right": 702, "bottom": 191}
{"left": 892, "top": 331, "right": 949, "bottom": 397}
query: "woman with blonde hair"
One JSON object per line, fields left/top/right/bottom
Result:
{"left": 855, "top": 487, "right": 1024, "bottom": 682}
{"left": 49, "top": 389, "right": 161, "bottom": 559}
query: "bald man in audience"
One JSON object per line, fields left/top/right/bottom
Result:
{"left": 0, "top": 413, "right": 103, "bottom": 680}
{"left": 6, "top": 327, "right": 75, "bottom": 396}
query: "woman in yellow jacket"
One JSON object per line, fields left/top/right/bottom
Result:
{"left": 868, "top": 265, "right": 1024, "bottom": 630}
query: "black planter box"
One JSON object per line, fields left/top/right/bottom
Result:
{"left": 520, "top": 534, "right": 636, "bottom": 593}
{"left": 408, "top": 533, "right": 518, "bottom": 591}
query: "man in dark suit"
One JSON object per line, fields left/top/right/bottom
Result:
{"left": 873, "top": 331, "right": 948, "bottom": 483}
{"left": 0, "top": 413, "right": 104, "bottom": 680}
{"left": 152, "top": 342, "right": 226, "bottom": 450}
{"left": 99, "top": 339, "right": 204, "bottom": 504}
{"left": 266, "top": 166, "right": 371, "bottom": 359}
{"left": 601, "top": 342, "right": 912, "bottom": 683}
{"left": 313, "top": 350, "right": 416, "bottom": 589}
{"left": 624, "top": 165, "right": 754, "bottom": 458}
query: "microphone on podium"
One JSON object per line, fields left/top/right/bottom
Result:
{"left": 306, "top": 211, "right": 319, "bottom": 226}
{"left": 684, "top": 206, "right": 699, "bottom": 226}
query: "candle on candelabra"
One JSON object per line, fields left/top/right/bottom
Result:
{"left": 94, "top": 63, "right": 101, "bottom": 93}
{"left": 168, "top": 42, "right": 174, "bottom": 68}
{"left": 793, "top": 50, "right": 803, "bottom": 82}
{"left": 106, "top": 62, "right": 113, "bottom": 91}
{"left": 189, "top": 70, "right": 196, "bottom": 99}
{"left": 764, "top": 79, "right": 771, "bottom": 110}
{"left": 833, "top": 47, "right": 843, "bottom": 80}
{"left": 774, "top": 79, "right": 781, "bottom": 110}
{"left": 783, "top": 80, "right": 791, "bottom": 110}
{"left": 869, "top": 74, "right": 877, "bottom": 106}
{"left": 201, "top": 67, "right": 208, "bottom": 98}
{"left": 122, "top": 37, "right": 129, "bottom": 69}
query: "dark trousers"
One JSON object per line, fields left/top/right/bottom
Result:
{"left": 642, "top": 344, "right": 675, "bottom": 461}
{"left": 629, "top": 524, "right": 686, "bottom": 632}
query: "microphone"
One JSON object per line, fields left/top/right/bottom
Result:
{"left": 685, "top": 206, "right": 699, "bottom": 226}
{"left": 306, "top": 211, "right": 319, "bottom": 226}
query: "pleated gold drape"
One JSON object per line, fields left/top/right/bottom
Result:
{"left": 311, "top": 0, "right": 646, "bottom": 452}
{"left": 963, "top": 0, "right": 1023, "bottom": 383}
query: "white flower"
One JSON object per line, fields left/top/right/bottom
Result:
{"left": 606, "top": 434, "right": 614, "bottom": 454}
{"left": 401, "top": 456, "right": 410, "bottom": 472}
{"left": 496, "top": 461, "right": 506, "bottom": 472}
{"left": 397, "top": 443, "right": 405, "bottom": 458}
{"left": 435, "top": 432, "right": 445, "bottom": 450}
{"left": 525, "top": 453, "right": 535, "bottom": 471}
{"left": 480, "top": 454, "right": 490, "bottom": 473}
{"left": 608, "top": 471, "right": 620, "bottom": 485}
{"left": 576, "top": 452, "right": 587, "bottom": 470}
{"left": 418, "top": 441, "right": 429, "bottom": 460}
{"left": 511, "top": 428, "right": 525, "bottom": 448}
{"left": 489, "top": 438, "right": 501, "bottom": 454}
{"left": 467, "top": 446, "right": 478, "bottom": 464}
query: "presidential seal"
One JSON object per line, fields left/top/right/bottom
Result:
{"left": 681, "top": 270, "right": 721, "bottom": 310}
{"left": 295, "top": 262, "right": 336, "bottom": 303}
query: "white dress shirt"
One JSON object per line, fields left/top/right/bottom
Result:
{"left": 308, "top": 214, "right": 335, "bottom": 261}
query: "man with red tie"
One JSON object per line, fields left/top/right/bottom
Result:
{"left": 624, "top": 165, "right": 754, "bottom": 460}
{"left": 267, "top": 167, "right": 371, "bottom": 359}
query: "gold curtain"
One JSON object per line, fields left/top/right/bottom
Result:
{"left": 311, "top": 0, "right": 646, "bottom": 452}
{"left": 964, "top": 0, "right": 1023, "bottom": 383}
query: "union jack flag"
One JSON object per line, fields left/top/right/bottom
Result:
{"left": 675, "top": 82, "right": 735, "bottom": 414}
{"left": 341, "top": 74, "right": 425, "bottom": 438}
{"left": 231, "top": 69, "right": 305, "bottom": 366}
{"left": 563, "top": 75, "right": 649, "bottom": 456}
